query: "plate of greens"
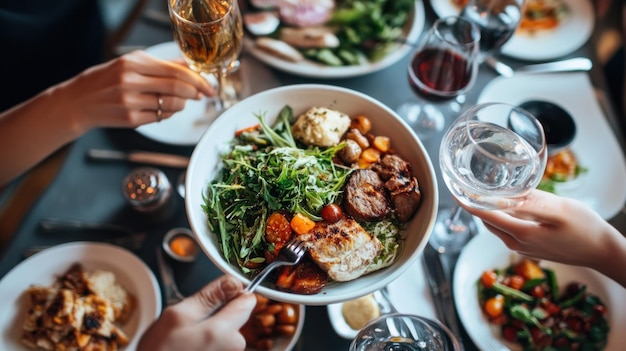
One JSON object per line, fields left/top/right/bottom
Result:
{"left": 454, "top": 232, "right": 626, "bottom": 351}
{"left": 243, "top": 0, "right": 425, "bottom": 78}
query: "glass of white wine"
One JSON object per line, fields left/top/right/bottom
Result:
{"left": 432, "top": 102, "right": 548, "bottom": 251}
{"left": 168, "top": 0, "right": 243, "bottom": 119}
{"left": 350, "top": 313, "right": 462, "bottom": 351}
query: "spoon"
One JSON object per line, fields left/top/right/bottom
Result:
{"left": 513, "top": 100, "right": 577, "bottom": 155}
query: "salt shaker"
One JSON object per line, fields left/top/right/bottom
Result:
{"left": 122, "top": 167, "right": 174, "bottom": 220}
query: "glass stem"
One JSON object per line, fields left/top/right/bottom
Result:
{"left": 445, "top": 206, "right": 465, "bottom": 234}
{"left": 214, "top": 70, "right": 227, "bottom": 111}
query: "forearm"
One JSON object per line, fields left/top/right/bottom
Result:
{"left": 0, "top": 82, "right": 86, "bottom": 186}
{"left": 590, "top": 225, "right": 626, "bottom": 288}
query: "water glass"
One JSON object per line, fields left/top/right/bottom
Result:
{"left": 350, "top": 313, "right": 462, "bottom": 351}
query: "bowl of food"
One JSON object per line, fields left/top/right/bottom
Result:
{"left": 185, "top": 84, "right": 438, "bottom": 305}
{"left": 242, "top": 294, "right": 305, "bottom": 351}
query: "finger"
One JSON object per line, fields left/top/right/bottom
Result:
{"left": 481, "top": 222, "right": 523, "bottom": 251}
{"left": 172, "top": 275, "right": 247, "bottom": 321}
{"left": 126, "top": 51, "right": 214, "bottom": 96}
{"left": 201, "top": 292, "right": 256, "bottom": 331}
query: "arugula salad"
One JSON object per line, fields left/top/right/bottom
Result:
{"left": 478, "top": 259, "right": 610, "bottom": 351}
{"left": 203, "top": 106, "right": 403, "bottom": 275}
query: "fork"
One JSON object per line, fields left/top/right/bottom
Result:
{"left": 244, "top": 238, "right": 307, "bottom": 293}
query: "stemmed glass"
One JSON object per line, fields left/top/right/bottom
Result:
{"left": 431, "top": 102, "right": 548, "bottom": 252}
{"left": 350, "top": 313, "right": 462, "bottom": 351}
{"left": 459, "top": 0, "right": 524, "bottom": 62}
{"left": 396, "top": 16, "right": 481, "bottom": 140}
{"left": 168, "top": 0, "right": 244, "bottom": 120}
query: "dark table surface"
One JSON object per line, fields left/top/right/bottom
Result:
{"left": 1, "top": 1, "right": 625, "bottom": 351}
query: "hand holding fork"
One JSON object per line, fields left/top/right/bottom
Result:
{"left": 244, "top": 238, "right": 307, "bottom": 293}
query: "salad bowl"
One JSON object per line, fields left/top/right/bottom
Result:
{"left": 185, "top": 84, "right": 438, "bottom": 305}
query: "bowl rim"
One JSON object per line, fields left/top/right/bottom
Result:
{"left": 185, "top": 83, "right": 439, "bottom": 305}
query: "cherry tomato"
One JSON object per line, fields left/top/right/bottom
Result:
{"left": 530, "top": 285, "right": 546, "bottom": 298}
{"left": 320, "top": 204, "right": 343, "bottom": 223}
{"left": 265, "top": 212, "right": 292, "bottom": 245}
{"left": 480, "top": 270, "right": 498, "bottom": 288}
{"left": 507, "top": 275, "right": 525, "bottom": 290}
{"left": 484, "top": 295, "right": 505, "bottom": 318}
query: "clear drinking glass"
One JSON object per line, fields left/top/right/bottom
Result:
{"left": 432, "top": 102, "right": 548, "bottom": 251}
{"left": 168, "top": 0, "right": 243, "bottom": 119}
{"left": 459, "top": 0, "right": 524, "bottom": 62}
{"left": 350, "top": 313, "right": 462, "bottom": 351}
{"left": 396, "top": 16, "right": 480, "bottom": 140}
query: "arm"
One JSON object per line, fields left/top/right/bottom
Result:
{"left": 459, "top": 189, "right": 626, "bottom": 288}
{"left": 0, "top": 50, "right": 213, "bottom": 186}
{"left": 138, "top": 275, "right": 256, "bottom": 351}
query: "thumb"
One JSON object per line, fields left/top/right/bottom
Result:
{"left": 202, "top": 292, "right": 256, "bottom": 331}
{"left": 171, "top": 275, "right": 247, "bottom": 321}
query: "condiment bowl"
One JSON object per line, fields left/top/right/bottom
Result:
{"left": 185, "top": 84, "right": 438, "bottom": 305}
{"left": 162, "top": 227, "right": 200, "bottom": 262}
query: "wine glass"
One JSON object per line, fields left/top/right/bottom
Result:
{"left": 431, "top": 102, "right": 548, "bottom": 252}
{"left": 350, "top": 313, "right": 462, "bottom": 351}
{"left": 459, "top": 0, "right": 524, "bottom": 62}
{"left": 168, "top": 0, "right": 244, "bottom": 119}
{"left": 396, "top": 16, "right": 480, "bottom": 140}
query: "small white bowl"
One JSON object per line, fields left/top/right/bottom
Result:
{"left": 185, "top": 84, "right": 438, "bottom": 305}
{"left": 162, "top": 227, "right": 200, "bottom": 262}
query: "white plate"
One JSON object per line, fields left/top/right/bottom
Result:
{"left": 0, "top": 242, "right": 161, "bottom": 350}
{"left": 477, "top": 72, "right": 626, "bottom": 220}
{"left": 454, "top": 232, "right": 626, "bottom": 351}
{"left": 429, "top": 0, "right": 594, "bottom": 61}
{"left": 137, "top": 41, "right": 214, "bottom": 146}
{"left": 326, "top": 259, "right": 437, "bottom": 339}
{"left": 244, "top": 0, "right": 425, "bottom": 78}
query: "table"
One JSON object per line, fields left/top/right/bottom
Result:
{"left": 1, "top": 1, "right": 625, "bottom": 350}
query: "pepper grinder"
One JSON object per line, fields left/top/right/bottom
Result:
{"left": 122, "top": 167, "right": 174, "bottom": 221}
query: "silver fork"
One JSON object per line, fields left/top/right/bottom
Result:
{"left": 244, "top": 238, "right": 307, "bottom": 293}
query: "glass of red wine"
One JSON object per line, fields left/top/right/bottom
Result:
{"left": 460, "top": 0, "right": 524, "bottom": 62}
{"left": 396, "top": 16, "right": 481, "bottom": 140}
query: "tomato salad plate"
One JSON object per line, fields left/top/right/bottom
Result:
{"left": 185, "top": 84, "right": 438, "bottom": 305}
{"left": 242, "top": 0, "right": 425, "bottom": 78}
{"left": 454, "top": 232, "right": 626, "bottom": 351}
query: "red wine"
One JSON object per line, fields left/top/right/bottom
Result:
{"left": 461, "top": 5, "right": 520, "bottom": 55}
{"left": 409, "top": 47, "right": 474, "bottom": 100}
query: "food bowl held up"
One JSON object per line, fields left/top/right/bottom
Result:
{"left": 185, "top": 84, "right": 438, "bottom": 305}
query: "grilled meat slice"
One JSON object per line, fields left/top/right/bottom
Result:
{"left": 373, "top": 155, "right": 422, "bottom": 222}
{"left": 299, "top": 217, "right": 382, "bottom": 281}
{"left": 343, "top": 169, "right": 391, "bottom": 222}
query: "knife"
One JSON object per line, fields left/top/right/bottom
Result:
{"left": 23, "top": 233, "right": 147, "bottom": 258}
{"left": 87, "top": 149, "right": 189, "bottom": 169}
{"left": 422, "top": 243, "right": 465, "bottom": 349}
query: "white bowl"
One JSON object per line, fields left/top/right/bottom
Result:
{"left": 185, "top": 84, "right": 438, "bottom": 305}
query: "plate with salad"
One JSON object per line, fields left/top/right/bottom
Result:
{"left": 242, "top": 0, "right": 425, "bottom": 78}
{"left": 454, "top": 232, "right": 626, "bottom": 351}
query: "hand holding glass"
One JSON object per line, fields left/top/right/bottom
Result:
{"left": 168, "top": 0, "right": 243, "bottom": 118}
